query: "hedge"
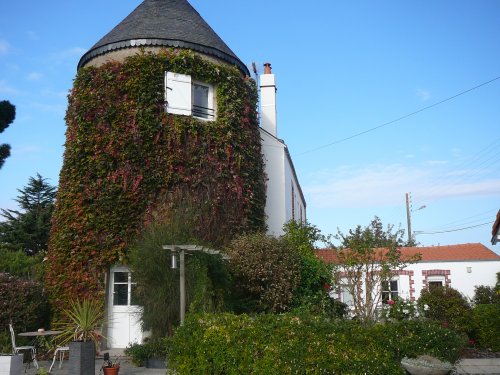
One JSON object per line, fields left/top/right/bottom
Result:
{"left": 167, "top": 313, "right": 405, "bottom": 374}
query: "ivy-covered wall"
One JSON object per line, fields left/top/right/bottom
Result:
{"left": 45, "top": 50, "right": 266, "bottom": 306}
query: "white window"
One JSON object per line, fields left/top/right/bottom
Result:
{"left": 165, "top": 72, "right": 215, "bottom": 120}
{"left": 382, "top": 279, "right": 399, "bottom": 303}
{"left": 112, "top": 270, "right": 138, "bottom": 306}
{"left": 427, "top": 275, "right": 445, "bottom": 290}
{"left": 340, "top": 285, "right": 354, "bottom": 306}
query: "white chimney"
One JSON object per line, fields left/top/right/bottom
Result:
{"left": 260, "top": 62, "right": 277, "bottom": 136}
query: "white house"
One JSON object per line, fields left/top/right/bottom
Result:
{"left": 75, "top": 0, "right": 306, "bottom": 349}
{"left": 317, "top": 243, "right": 500, "bottom": 307}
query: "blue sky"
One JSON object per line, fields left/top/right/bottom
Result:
{"left": 1, "top": 1, "right": 499, "bottom": 252}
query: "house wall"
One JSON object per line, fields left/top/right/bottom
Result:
{"left": 404, "top": 260, "right": 500, "bottom": 300}
{"left": 284, "top": 153, "right": 306, "bottom": 225}
{"left": 261, "top": 130, "right": 286, "bottom": 236}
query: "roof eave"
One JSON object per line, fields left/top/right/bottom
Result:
{"left": 77, "top": 38, "right": 250, "bottom": 76}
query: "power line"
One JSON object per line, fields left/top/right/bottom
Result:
{"left": 411, "top": 137, "right": 500, "bottom": 207}
{"left": 299, "top": 75, "right": 500, "bottom": 155}
{"left": 417, "top": 221, "right": 493, "bottom": 235}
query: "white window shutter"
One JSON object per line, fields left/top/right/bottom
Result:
{"left": 165, "top": 72, "right": 192, "bottom": 116}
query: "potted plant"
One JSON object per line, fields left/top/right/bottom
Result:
{"left": 401, "top": 355, "right": 454, "bottom": 375}
{"left": 54, "top": 299, "right": 105, "bottom": 375}
{"left": 100, "top": 352, "right": 120, "bottom": 375}
{"left": 0, "top": 354, "right": 23, "bottom": 374}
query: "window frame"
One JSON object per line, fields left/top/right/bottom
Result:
{"left": 381, "top": 278, "right": 399, "bottom": 303}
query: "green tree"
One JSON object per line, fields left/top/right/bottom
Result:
{"left": 129, "top": 197, "right": 231, "bottom": 337}
{"left": 332, "top": 217, "right": 421, "bottom": 323}
{"left": 282, "top": 221, "right": 344, "bottom": 316}
{"left": 0, "top": 173, "right": 57, "bottom": 255}
{"left": 0, "top": 100, "right": 15, "bottom": 169}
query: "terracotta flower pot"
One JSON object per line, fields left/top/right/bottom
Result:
{"left": 103, "top": 367, "right": 120, "bottom": 375}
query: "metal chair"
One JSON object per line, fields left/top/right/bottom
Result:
{"left": 49, "top": 346, "right": 69, "bottom": 372}
{"left": 8, "top": 323, "right": 38, "bottom": 369}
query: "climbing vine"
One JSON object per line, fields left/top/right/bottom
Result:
{"left": 45, "top": 50, "right": 266, "bottom": 307}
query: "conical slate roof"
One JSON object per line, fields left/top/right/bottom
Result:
{"left": 78, "top": 0, "right": 249, "bottom": 75}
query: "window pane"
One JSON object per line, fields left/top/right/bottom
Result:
{"left": 390, "top": 280, "right": 398, "bottom": 292}
{"left": 341, "top": 288, "right": 354, "bottom": 306}
{"left": 113, "top": 284, "right": 128, "bottom": 305}
{"left": 429, "top": 281, "right": 443, "bottom": 290}
{"left": 193, "top": 84, "right": 211, "bottom": 119}
{"left": 114, "top": 272, "right": 128, "bottom": 283}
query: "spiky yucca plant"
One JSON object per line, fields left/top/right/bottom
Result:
{"left": 54, "top": 299, "right": 104, "bottom": 344}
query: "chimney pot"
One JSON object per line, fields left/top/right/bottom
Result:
{"left": 263, "top": 62, "right": 272, "bottom": 74}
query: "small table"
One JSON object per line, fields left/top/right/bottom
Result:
{"left": 18, "top": 330, "right": 62, "bottom": 337}
{"left": 18, "top": 330, "right": 63, "bottom": 362}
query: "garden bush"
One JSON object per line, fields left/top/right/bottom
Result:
{"left": 167, "top": 313, "right": 405, "bottom": 374}
{"left": 417, "top": 286, "right": 472, "bottom": 335}
{"left": 0, "top": 247, "right": 43, "bottom": 279}
{"left": 472, "top": 304, "right": 500, "bottom": 351}
{"left": 125, "top": 338, "right": 168, "bottom": 366}
{"left": 473, "top": 285, "right": 500, "bottom": 305}
{"left": 371, "top": 320, "right": 467, "bottom": 363}
{"left": 0, "top": 273, "right": 50, "bottom": 332}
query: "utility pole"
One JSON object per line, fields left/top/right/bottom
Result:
{"left": 406, "top": 192, "right": 412, "bottom": 244}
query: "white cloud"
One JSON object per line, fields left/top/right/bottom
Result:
{"left": 0, "top": 80, "right": 20, "bottom": 95}
{"left": 27, "top": 72, "right": 43, "bottom": 81}
{"left": 416, "top": 88, "right": 431, "bottom": 101}
{"left": 304, "top": 164, "right": 500, "bottom": 210}
{"left": 304, "top": 164, "right": 426, "bottom": 209}
{"left": 425, "top": 160, "right": 448, "bottom": 166}
{"left": 0, "top": 39, "right": 10, "bottom": 55}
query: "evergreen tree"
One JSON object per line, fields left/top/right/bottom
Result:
{"left": 0, "top": 100, "right": 15, "bottom": 169}
{"left": 0, "top": 174, "right": 57, "bottom": 255}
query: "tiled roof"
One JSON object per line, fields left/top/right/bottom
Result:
{"left": 78, "top": 0, "right": 249, "bottom": 76}
{"left": 316, "top": 243, "right": 500, "bottom": 264}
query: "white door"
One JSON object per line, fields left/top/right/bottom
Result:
{"left": 107, "top": 266, "right": 143, "bottom": 348}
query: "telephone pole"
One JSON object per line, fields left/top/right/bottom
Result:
{"left": 406, "top": 192, "right": 412, "bottom": 244}
{"left": 406, "top": 192, "right": 426, "bottom": 245}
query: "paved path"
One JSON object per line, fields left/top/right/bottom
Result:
{"left": 24, "top": 358, "right": 166, "bottom": 375}
{"left": 23, "top": 357, "right": 500, "bottom": 374}
{"left": 454, "top": 358, "right": 500, "bottom": 375}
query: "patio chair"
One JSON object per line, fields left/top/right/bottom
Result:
{"left": 49, "top": 346, "right": 69, "bottom": 373}
{"left": 8, "top": 323, "right": 39, "bottom": 369}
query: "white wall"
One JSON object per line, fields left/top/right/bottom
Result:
{"left": 406, "top": 260, "right": 500, "bottom": 300}
{"left": 260, "top": 129, "right": 286, "bottom": 236}
{"left": 284, "top": 152, "right": 306, "bottom": 224}
{"left": 260, "top": 129, "right": 307, "bottom": 236}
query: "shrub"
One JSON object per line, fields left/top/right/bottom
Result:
{"left": 417, "top": 286, "right": 472, "bottom": 334}
{"left": 0, "top": 247, "right": 43, "bottom": 279}
{"left": 226, "top": 233, "right": 301, "bottom": 313}
{"left": 0, "top": 273, "right": 50, "bottom": 332}
{"left": 472, "top": 304, "right": 500, "bottom": 351}
{"left": 380, "top": 298, "right": 418, "bottom": 321}
{"left": 167, "top": 313, "right": 405, "bottom": 374}
{"left": 473, "top": 285, "right": 499, "bottom": 305}
{"left": 125, "top": 338, "right": 168, "bottom": 366}
{"left": 371, "top": 320, "right": 467, "bottom": 363}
